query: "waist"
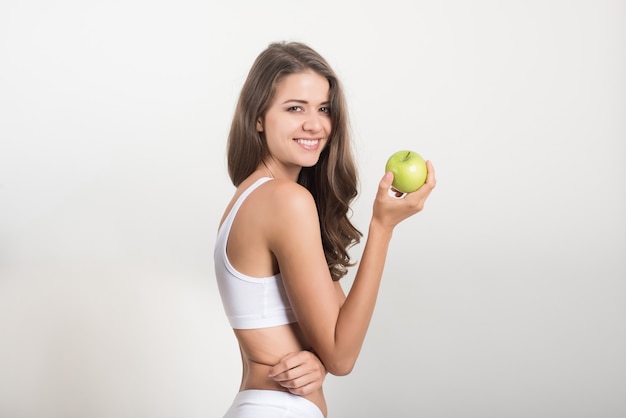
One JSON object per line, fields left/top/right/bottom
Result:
{"left": 241, "top": 361, "right": 326, "bottom": 417}
{"left": 241, "top": 360, "right": 286, "bottom": 390}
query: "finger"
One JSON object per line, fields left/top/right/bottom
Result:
{"left": 286, "top": 380, "right": 320, "bottom": 396}
{"left": 390, "top": 186, "right": 405, "bottom": 198}
{"left": 276, "top": 369, "right": 323, "bottom": 395}
{"left": 275, "top": 371, "right": 314, "bottom": 388}
{"left": 268, "top": 352, "right": 300, "bottom": 378}
{"left": 380, "top": 172, "right": 409, "bottom": 199}
{"left": 425, "top": 160, "right": 436, "bottom": 187}
{"left": 379, "top": 171, "right": 394, "bottom": 192}
{"left": 269, "top": 350, "right": 316, "bottom": 378}
{"left": 271, "top": 359, "right": 321, "bottom": 383}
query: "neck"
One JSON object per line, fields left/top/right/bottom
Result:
{"left": 259, "top": 161, "right": 301, "bottom": 182}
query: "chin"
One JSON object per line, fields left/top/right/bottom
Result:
{"left": 301, "top": 158, "right": 321, "bottom": 168}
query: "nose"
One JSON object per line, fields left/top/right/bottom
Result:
{"left": 302, "top": 113, "right": 323, "bottom": 132}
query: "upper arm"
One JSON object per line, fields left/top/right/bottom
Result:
{"left": 265, "top": 182, "right": 342, "bottom": 362}
{"left": 334, "top": 281, "right": 346, "bottom": 308}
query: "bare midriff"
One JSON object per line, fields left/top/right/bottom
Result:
{"left": 234, "top": 322, "right": 327, "bottom": 417}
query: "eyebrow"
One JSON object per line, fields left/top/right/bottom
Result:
{"left": 281, "top": 99, "right": 331, "bottom": 106}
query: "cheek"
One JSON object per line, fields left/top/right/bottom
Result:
{"left": 268, "top": 117, "right": 297, "bottom": 135}
{"left": 323, "top": 118, "right": 332, "bottom": 134}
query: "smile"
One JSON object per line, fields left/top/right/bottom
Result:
{"left": 294, "top": 138, "right": 321, "bottom": 149}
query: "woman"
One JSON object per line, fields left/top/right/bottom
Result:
{"left": 215, "top": 41, "right": 436, "bottom": 417}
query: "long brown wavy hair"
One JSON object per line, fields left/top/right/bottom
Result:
{"left": 227, "top": 41, "right": 362, "bottom": 281}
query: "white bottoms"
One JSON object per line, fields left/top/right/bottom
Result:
{"left": 223, "top": 390, "right": 324, "bottom": 418}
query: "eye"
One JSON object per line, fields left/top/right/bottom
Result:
{"left": 287, "top": 106, "right": 303, "bottom": 112}
{"left": 320, "top": 107, "right": 331, "bottom": 114}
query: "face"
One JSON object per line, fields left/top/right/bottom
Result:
{"left": 257, "top": 70, "right": 331, "bottom": 180}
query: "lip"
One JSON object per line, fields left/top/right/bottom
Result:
{"left": 294, "top": 138, "right": 322, "bottom": 150}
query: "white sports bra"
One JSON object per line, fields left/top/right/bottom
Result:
{"left": 214, "top": 177, "right": 297, "bottom": 330}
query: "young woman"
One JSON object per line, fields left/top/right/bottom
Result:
{"left": 215, "top": 41, "right": 436, "bottom": 418}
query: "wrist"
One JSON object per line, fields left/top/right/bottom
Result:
{"left": 368, "top": 218, "right": 394, "bottom": 240}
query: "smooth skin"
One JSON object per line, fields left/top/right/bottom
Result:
{"left": 220, "top": 70, "right": 436, "bottom": 417}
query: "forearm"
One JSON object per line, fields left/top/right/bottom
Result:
{"left": 278, "top": 168, "right": 435, "bottom": 376}
{"left": 328, "top": 220, "right": 393, "bottom": 374}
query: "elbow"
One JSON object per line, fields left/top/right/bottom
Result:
{"left": 325, "top": 357, "right": 356, "bottom": 376}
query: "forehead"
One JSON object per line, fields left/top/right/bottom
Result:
{"left": 273, "top": 70, "right": 330, "bottom": 101}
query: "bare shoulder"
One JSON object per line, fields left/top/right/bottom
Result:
{"left": 255, "top": 180, "right": 321, "bottom": 248}
{"left": 260, "top": 179, "right": 317, "bottom": 215}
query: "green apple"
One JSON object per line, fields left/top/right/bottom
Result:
{"left": 385, "top": 150, "right": 427, "bottom": 193}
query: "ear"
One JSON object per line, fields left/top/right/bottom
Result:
{"left": 256, "top": 118, "right": 264, "bottom": 132}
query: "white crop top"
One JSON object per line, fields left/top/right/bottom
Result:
{"left": 214, "top": 177, "right": 297, "bottom": 330}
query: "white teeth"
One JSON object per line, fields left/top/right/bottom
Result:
{"left": 296, "top": 139, "right": 319, "bottom": 146}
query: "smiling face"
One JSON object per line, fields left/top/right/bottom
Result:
{"left": 257, "top": 70, "right": 331, "bottom": 180}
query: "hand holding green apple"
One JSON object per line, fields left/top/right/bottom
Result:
{"left": 385, "top": 150, "right": 428, "bottom": 194}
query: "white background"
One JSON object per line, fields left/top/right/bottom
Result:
{"left": 1, "top": 1, "right": 625, "bottom": 417}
